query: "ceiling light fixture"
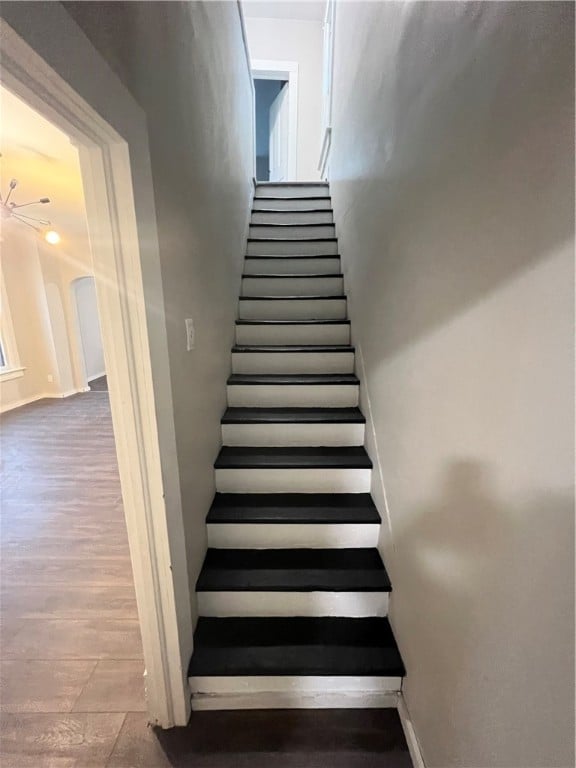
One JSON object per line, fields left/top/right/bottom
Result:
{"left": 44, "top": 229, "right": 61, "bottom": 245}
{"left": 0, "top": 155, "right": 56, "bottom": 237}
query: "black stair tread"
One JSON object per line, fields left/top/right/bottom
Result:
{"left": 250, "top": 223, "right": 335, "bottom": 228}
{"left": 232, "top": 344, "right": 353, "bottom": 353}
{"left": 251, "top": 208, "right": 333, "bottom": 214}
{"left": 248, "top": 237, "right": 338, "bottom": 243}
{"left": 214, "top": 446, "right": 372, "bottom": 470}
{"left": 257, "top": 182, "right": 329, "bottom": 186}
{"left": 227, "top": 373, "right": 359, "bottom": 385}
{"left": 239, "top": 295, "right": 346, "bottom": 301}
{"left": 254, "top": 196, "right": 332, "bottom": 201}
{"left": 245, "top": 254, "right": 340, "bottom": 259}
{"left": 207, "top": 492, "right": 381, "bottom": 524}
{"left": 188, "top": 617, "right": 404, "bottom": 677}
{"left": 222, "top": 407, "right": 365, "bottom": 424}
{"left": 242, "top": 273, "right": 343, "bottom": 279}
{"left": 236, "top": 320, "right": 350, "bottom": 325}
{"left": 196, "top": 548, "right": 391, "bottom": 592}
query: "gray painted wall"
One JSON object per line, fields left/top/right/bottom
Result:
{"left": 329, "top": 2, "right": 574, "bottom": 766}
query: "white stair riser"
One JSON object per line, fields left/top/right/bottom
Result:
{"left": 221, "top": 422, "right": 365, "bottom": 447}
{"left": 207, "top": 522, "right": 379, "bottom": 549}
{"left": 241, "top": 276, "right": 343, "bottom": 297}
{"left": 215, "top": 467, "right": 371, "bottom": 494}
{"left": 239, "top": 298, "right": 346, "bottom": 321}
{"left": 251, "top": 210, "right": 333, "bottom": 225}
{"left": 247, "top": 240, "right": 338, "bottom": 256}
{"left": 255, "top": 185, "right": 329, "bottom": 198}
{"left": 253, "top": 197, "right": 332, "bottom": 211}
{"left": 190, "top": 689, "right": 399, "bottom": 711}
{"left": 190, "top": 677, "right": 400, "bottom": 710}
{"left": 227, "top": 384, "right": 359, "bottom": 408}
{"left": 232, "top": 352, "right": 355, "bottom": 375}
{"left": 236, "top": 324, "right": 350, "bottom": 345}
{"left": 244, "top": 257, "right": 341, "bottom": 275}
{"left": 249, "top": 224, "right": 335, "bottom": 239}
{"left": 197, "top": 591, "right": 388, "bottom": 618}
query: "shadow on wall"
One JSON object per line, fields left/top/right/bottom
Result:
{"left": 327, "top": 3, "right": 574, "bottom": 765}
{"left": 392, "top": 460, "right": 574, "bottom": 762}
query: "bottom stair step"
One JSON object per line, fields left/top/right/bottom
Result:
{"left": 189, "top": 617, "right": 404, "bottom": 709}
{"left": 189, "top": 616, "right": 404, "bottom": 678}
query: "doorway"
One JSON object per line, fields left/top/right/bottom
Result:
{"left": 0, "top": 16, "right": 192, "bottom": 728}
{"left": 254, "top": 79, "right": 288, "bottom": 181}
{"left": 252, "top": 59, "right": 299, "bottom": 181}
{"left": 0, "top": 83, "right": 146, "bottom": 734}
{"left": 72, "top": 276, "right": 106, "bottom": 390}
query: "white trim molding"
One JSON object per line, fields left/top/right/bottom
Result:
{"left": 0, "top": 9, "right": 193, "bottom": 727}
{"left": 0, "top": 366, "right": 25, "bottom": 382}
{"left": 87, "top": 370, "right": 106, "bottom": 383}
{"left": 0, "top": 391, "right": 46, "bottom": 414}
{"left": 0, "top": 262, "right": 22, "bottom": 373}
{"left": 0, "top": 387, "right": 86, "bottom": 415}
{"left": 251, "top": 58, "right": 299, "bottom": 181}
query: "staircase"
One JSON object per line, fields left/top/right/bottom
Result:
{"left": 188, "top": 181, "right": 404, "bottom": 710}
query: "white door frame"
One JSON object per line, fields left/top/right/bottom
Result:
{"left": 0, "top": 13, "right": 193, "bottom": 727}
{"left": 252, "top": 59, "right": 298, "bottom": 181}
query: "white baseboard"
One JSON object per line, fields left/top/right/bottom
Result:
{"left": 57, "top": 388, "right": 86, "bottom": 398}
{"left": 0, "top": 391, "right": 48, "bottom": 414}
{"left": 87, "top": 370, "right": 106, "bottom": 382}
{"left": 398, "top": 694, "right": 426, "bottom": 768}
{"left": 0, "top": 387, "right": 89, "bottom": 414}
{"left": 355, "top": 342, "right": 395, "bottom": 550}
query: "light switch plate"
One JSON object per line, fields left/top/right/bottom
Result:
{"left": 185, "top": 318, "right": 195, "bottom": 351}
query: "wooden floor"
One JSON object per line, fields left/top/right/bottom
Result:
{"left": 0, "top": 393, "right": 412, "bottom": 767}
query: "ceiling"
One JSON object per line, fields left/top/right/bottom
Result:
{"left": 0, "top": 85, "right": 89, "bottom": 244}
{"left": 242, "top": 1, "right": 326, "bottom": 22}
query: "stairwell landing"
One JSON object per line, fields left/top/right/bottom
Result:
{"left": 188, "top": 181, "right": 404, "bottom": 710}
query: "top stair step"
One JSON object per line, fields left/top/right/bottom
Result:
{"left": 255, "top": 182, "right": 329, "bottom": 199}
{"left": 253, "top": 197, "right": 332, "bottom": 212}
{"left": 251, "top": 210, "right": 333, "bottom": 225}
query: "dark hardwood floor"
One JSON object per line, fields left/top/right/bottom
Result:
{"left": 0, "top": 393, "right": 412, "bottom": 767}
{"left": 89, "top": 374, "right": 108, "bottom": 391}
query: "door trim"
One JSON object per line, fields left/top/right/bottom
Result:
{"left": 252, "top": 59, "right": 298, "bottom": 181}
{"left": 0, "top": 13, "right": 193, "bottom": 727}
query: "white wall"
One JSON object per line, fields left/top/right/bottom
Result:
{"left": 0, "top": 227, "right": 60, "bottom": 409}
{"left": 60, "top": 0, "right": 254, "bottom": 622}
{"left": 245, "top": 16, "right": 323, "bottom": 181}
{"left": 73, "top": 276, "right": 104, "bottom": 381}
{"left": 329, "top": 2, "right": 574, "bottom": 767}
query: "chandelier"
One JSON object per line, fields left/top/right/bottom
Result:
{"left": 0, "top": 158, "right": 60, "bottom": 244}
